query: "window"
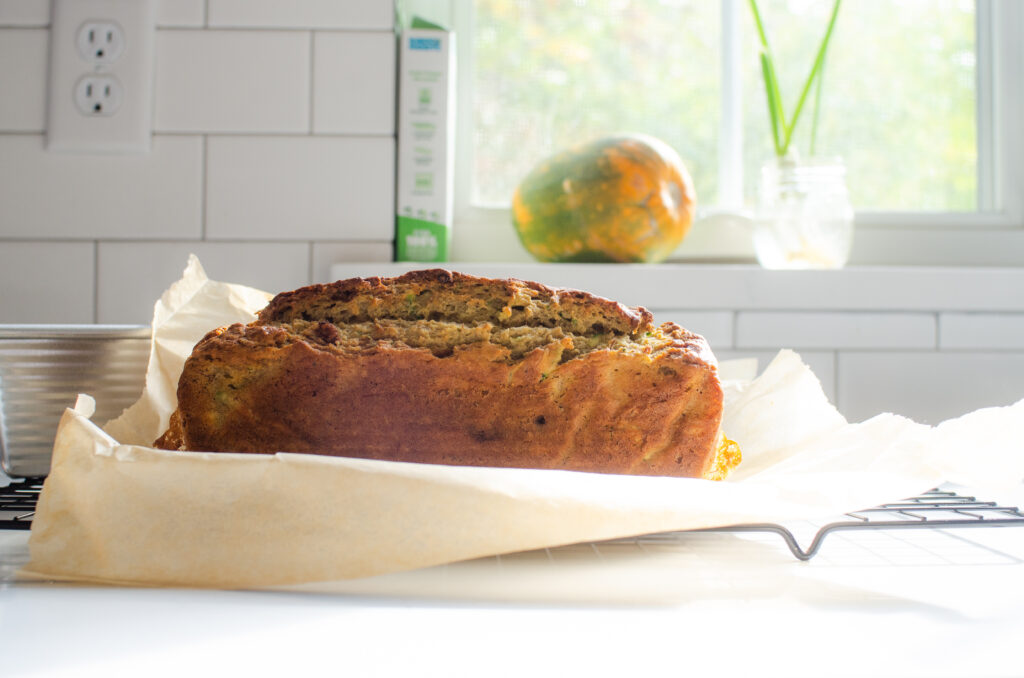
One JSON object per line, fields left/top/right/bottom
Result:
{"left": 444, "top": 0, "right": 1024, "bottom": 264}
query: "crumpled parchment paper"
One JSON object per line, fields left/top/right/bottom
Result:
{"left": 20, "top": 256, "right": 1024, "bottom": 588}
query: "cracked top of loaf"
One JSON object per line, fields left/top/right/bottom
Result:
{"left": 258, "top": 268, "right": 655, "bottom": 338}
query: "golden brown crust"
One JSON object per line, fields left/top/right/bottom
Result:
{"left": 156, "top": 270, "right": 734, "bottom": 479}
{"left": 153, "top": 409, "right": 184, "bottom": 451}
{"left": 258, "top": 268, "right": 654, "bottom": 338}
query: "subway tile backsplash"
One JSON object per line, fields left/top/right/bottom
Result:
{"left": 0, "top": 0, "right": 49, "bottom": 26}
{"left": 154, "top": 30, "right": 312, "bottom": 133}
{"left": 0, "top": 28, "right": 47, "bottom": 131}
{"left": 0, "top": 0, "right": 210, "bottom": 27}
{"left": 838, "top": 352, "right": 1024, "bottom": 425}
{"left": 204, "top": 135, "right": 394, "bottom": 240}
{"left": 96, "top": 241, "right": 311, "bottom": 324}
{"left": 1, "top": 0, "right": 397, "bottom": 311}
{"left": 0, "top": 241, "right": 95, "bottom": 323}
{"left": 0, "top": 135, "right": 203, "bottom": 239}
{"left": 155, "top": 0, "right": 207, "bottom": 28}
{"left": 736, "top": 311, "right": 937, "bottom": 350}
{"left": 207, "top": 0, "right": 395, "bottom": 30}
{"left": 313, "top": 31, "right": 397, "bottom": 135}
{"left": 653, "top": 310, "right": 735, "bottom": 350}
{"left": 939, "top": 313, "right": 1024, "bottom": 350}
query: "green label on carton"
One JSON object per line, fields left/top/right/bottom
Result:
{"left": 397, "top": 216, "right": 448, "bottom": 262}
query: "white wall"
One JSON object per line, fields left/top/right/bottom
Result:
{"left": 0, "top": 0, "right": 397, "bottom": 324}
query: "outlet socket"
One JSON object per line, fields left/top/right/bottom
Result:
{"left": 46, "top": 0, "right": 156, "bottom": 153}
{"left": 76, "top": 21, "right": 126, "bottom": 63}
{"left": 74, "top": 75, "right": 123, "bottom": 116}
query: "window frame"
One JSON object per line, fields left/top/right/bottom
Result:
{"left": 449, "top": 0, "right": 1024, "bottom": 265}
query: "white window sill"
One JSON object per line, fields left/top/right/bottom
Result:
{"left": 449, "top": 206, "right": 1024, "bottom": 269}
{"left": 329, "top": 261, "right": 1024, "bottom": 313}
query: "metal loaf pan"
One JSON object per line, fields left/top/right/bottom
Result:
{"left": 0, "top": 325, "right": 151, "bottom": 478}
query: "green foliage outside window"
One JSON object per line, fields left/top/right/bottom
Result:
{"left": 472, "top": 0, "right": 976, "bottom": 212}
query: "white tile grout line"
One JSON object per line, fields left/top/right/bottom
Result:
{"left": 92, "top": 240, "right": 100, "bottom": 324}
{"left": 155, "top": 26, "right": 394, "bottom": 33}
{"left": 152, "top": 131, "right": 391, "bottom": 138}
{"left": 308, "top": 31, "right": 316, "bottom": 134}
{"left": 831, "top": 349, "right": 839, "bottom": 406}
{"left": 200, "top": 135, "right": 208, "bottom": 240}
{"left": 833, "top": 349, "right": 843, "bottom": 415}
{"left": 307, "top": 241, "right": 315, "bottom": 284}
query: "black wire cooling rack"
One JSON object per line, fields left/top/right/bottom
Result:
{"left": 698, "top": 488, "right": 1024, "bottom": 560}
{"left": 0, "top": 477, "right": 43, "bottom": 531}
{"left": 2, "top": 478, "right": 1022, "bottom": 561}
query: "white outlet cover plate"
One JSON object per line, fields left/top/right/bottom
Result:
{"left": 47, "top": 0, "right": 156, "bottom": 153}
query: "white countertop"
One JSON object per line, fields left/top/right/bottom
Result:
{"left": 3, "top": 483, "right": 1024, "bottom": 678}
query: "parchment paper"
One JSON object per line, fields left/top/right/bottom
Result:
{"left": 21, "top": 256, "right": 1024, "bottom": 588}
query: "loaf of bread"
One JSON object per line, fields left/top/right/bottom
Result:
{"left": 155, "top": 269, "right": 740, "bottom": 479}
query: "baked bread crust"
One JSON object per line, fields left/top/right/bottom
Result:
{"left": 155, "top": 270, "right": 734, "bottom": 479}
{"left": 258, "top": 268, "right": 654, "bottom": 337}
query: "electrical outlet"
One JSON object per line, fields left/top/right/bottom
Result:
{"left": 76, "top": 21, "right": 126, "bottom": 63}
{"left": 46, "top": 0, "right": 156, "bottom": 153}
{"left": 74, "top": 75, "right": 123, "bottom": 116}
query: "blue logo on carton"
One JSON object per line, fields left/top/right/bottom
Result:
{"left": 410, "top": 37, "right": 441, "bottom": 50}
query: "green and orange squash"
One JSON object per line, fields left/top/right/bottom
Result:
{"left": 512, "top": 135, "right": 696, "bottom": 263}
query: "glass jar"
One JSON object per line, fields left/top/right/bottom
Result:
{"left": 753, "top": 156, "right": 854, "bottom": 269}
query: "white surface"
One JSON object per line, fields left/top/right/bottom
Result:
{"left": 0, "top": 0, "right": 206, "bottom": 26}
{"left": 96, "top": 242, "right": 310, "bottom": 324}
{"left": 310, "top": 241, "right": 394, "bottom": 283}
{"left": 46, "top": 0, "right": 157, "bottom": 153}
{"left": 3, "top": 496, "right": 1024, "bottom": 678}
{"left": 0, "top": 242, "right": 95, "bottom": 323}
{"left": 313, "top": 31, "right": 397, "bottom": 135}
{"left": 718, "top": 349, "right": 837, "bottom": 405}
{"left": 0, "top": 28, "right": 46, "bottom": 131}
{"left": 838, "top": 352, "right": 1024, "bottom": 425}
{"left": 0, "top": 0, "right": 47, "bottom": 25}
{"left": 154, "top": 30, "right": 310, "bottom": 133}
{"left": 207, "top": 0, "right": 395, "bottom": 29}
{"left": 0, "top": 135, "right": 202, "bottom": 239}
{"left": 327, "top": 263, "right": 1024, "bottom": 313}
{"left": 736, "top": 311, "right": 937, "bottom": 350}
{"left": 154, "top": 0, "right": 205, "bottom": 28}
{"left": 941, "top": 313, "right": 1024, "bottom": 350}
{"left": 205, "top": 135, "right": 395, "bottom": 240}
{"left": 650, "top": 310, "right": 735, "bottom": 349}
